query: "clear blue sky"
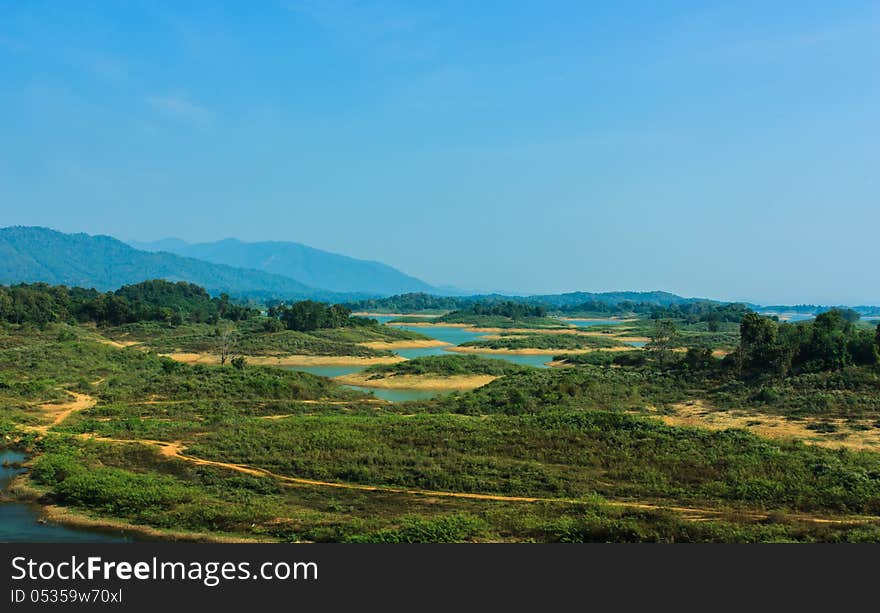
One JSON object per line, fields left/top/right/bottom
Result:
{"left": 1, "top": 1, "right": 878, "bottom": 304}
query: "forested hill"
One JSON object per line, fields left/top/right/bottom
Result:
{"left": 130, "top": 237, "right": 437, "bottom": 296}
{"left": 0, "top": 226, "right": 321, "bottom": 298}
{"left": 345, "top": 291, "right": 708, "bottom": 312}
{"left": 519, "top": 290, "right": 708, "bottom": 308}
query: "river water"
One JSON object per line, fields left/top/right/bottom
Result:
{"left": 0, "top": 449, "right": 130, "bottom": 542}
{"left": 287, "top": 317, "right": 626, "bottom": 400}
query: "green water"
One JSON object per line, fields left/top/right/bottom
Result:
{"left": 0, "top": 449, "right": 131, "bottom": 542}
{"left": 342, "top": 386, "right": 453, "bottom": 403}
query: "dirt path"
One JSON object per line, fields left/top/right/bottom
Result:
{"left": 31, "top": 392, "right": 97, "bottom": 432}
{"left": 85, "top": 436, "right": 880, "bottom": 526}
{"left": 24, "top": 391, "right": 880, "bottom": 528}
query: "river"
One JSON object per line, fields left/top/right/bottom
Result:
{"left": 288, "top": 317, "right": 625, "bottom": 400}
{"left": 0, "top": 449, "right": 130, "bottom": 542}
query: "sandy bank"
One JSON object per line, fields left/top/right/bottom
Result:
{"left": 335, "top": 372, "right": 496, "bottom": 391}
{"left": 42, "top": 506, "right": 268, "bottom": 543}
{"left": 386, "top": 321, "right": 470, "bottom": 328}
{"left": 446, "top": 346, "right": 637, "bottom": 356}
{"left": 545, "top": 360, "right": 574, "bottom": 368}
{"left": 462, "top": 326, "right": 573, "bottom": 334}
{"left": 95, "top": 337, "right": 142, "bottom": 349}
{"left": 161, "top": 352, "right": 405, "bottom": 367}
{"left": 358, "top": 339, "right": 450, "bottom": 350}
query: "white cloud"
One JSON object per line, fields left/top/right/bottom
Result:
{"left": 148, "top": 93, "right": 212, "bottom": 127}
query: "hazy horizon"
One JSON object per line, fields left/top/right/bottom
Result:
{"left": 2, "top": 2, "right": 878, "bottom": 304}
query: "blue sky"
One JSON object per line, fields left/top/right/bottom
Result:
{"left": 1, "top": 1, "right": 878, "bottom": 304}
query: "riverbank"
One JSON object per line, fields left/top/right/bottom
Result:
{"left": 357, "top": 339, "right": 450, "bottom": 350}
{"left": 3, "top": 461, "right": 268, "bottom": 543}
{"left": 161, "top": 352, "right": 406, "bottom": 367}
{"left": 335, "top": 372, "right": 496, "bottom": 391}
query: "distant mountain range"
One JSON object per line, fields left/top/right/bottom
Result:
{"left": 129, "top": 237, "right": 436, "bottom": 296}
{"left": 0, "top": 226, "right": 320, "bottom": 298}
{"left": 4, "top": 227, "right": 876, "bottom": 312}
{"left": 0, "top": 226, "right": 438, "bottom": 300}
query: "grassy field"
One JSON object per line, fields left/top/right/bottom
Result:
{"left": 100, "top": 317, "right": 429, "bottom": 358}
{"left": 4, "top": 319, "right": 880, "bottom": 542}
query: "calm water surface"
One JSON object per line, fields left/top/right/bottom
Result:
{"left": 0, "top": 449, "right": 130, "bottom": 542}
{"left": 288, "top": 318, "right": 630, "bottom": 400}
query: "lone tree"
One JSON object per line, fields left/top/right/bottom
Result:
{"left": 647, "top": 319, "right": 677, "bottom": 366}
{"left": 215, "top": 323, "right": 239, "bottom": 366}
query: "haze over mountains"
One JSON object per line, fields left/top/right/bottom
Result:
{"left": 0, "top": 227, "right": 437, "bottom": 300}
{"left": 3, "top": 227, "right": 875, "bottom": 312}
{"left": 129, "top": 237, "right": 436, "bottom": 296}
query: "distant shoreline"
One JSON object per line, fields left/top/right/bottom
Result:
{"left": 357, "top": 339, "right": 449, "bottom": 350}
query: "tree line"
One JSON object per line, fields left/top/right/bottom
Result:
{"left": 442, "top": 301, "right": 547, "bottom": 320}
{"left": 267, "top": 300, "right": 376, "bottom": 332}
{"left": 729, "top": 310, "right": 879, "bottom": 376}
{"left": 0, "top": 280, "right": 256, "bottom": 326}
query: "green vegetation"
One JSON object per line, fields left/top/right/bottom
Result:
{"left": 344, "top": 292, "right": 464, "bottom": 313}
{"left": 460, "top": 333, "right": 625, "bottom": 351}
{"left": 0, "top": 280, "right": 256, "bottom": 326}
{"left": 103, "top": 317, "right": 426, "bottom": 359}
{"left": 729, "top": 310, "right": 880, "bottom": 376}
{"left": 363, "top": 355, "right": 530, "bottom": 377}
{"left": 268, "top": 301, "right": 359, "bottom": 332}
{"left": 4, "top": 288, "right": 880, "bottom": 542}
{"left": 432, "top": 302, "right": 566, "bottom": 329}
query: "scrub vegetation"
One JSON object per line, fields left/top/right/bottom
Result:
{"left": 3, "top": 281, "right": 880, "bottom": 542}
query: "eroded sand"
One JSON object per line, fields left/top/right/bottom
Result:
{"left": 645, "top": 400, "right": 880, "bottom": 452}
{"left": 358, "top": 339, "right": 450, "bottom": 350}
{"left": 335, "top": 372, "right": 496, "bottom": 391}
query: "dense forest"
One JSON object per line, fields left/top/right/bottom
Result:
{"left": 344, "top": 291, "right": 703, "bottom": 313}
{"left": 0, "top": 280, "right": 255, "bottom": 326}
{"left": 344, "top": 293, "right": 474, "bottom": 312}
{"left": 440, "top": 301, "right": 547, "bottom": 320}
{"left": 267, "top": 300, "right": 377, "bottom": 332}
{"left": 727, "top": 310, "right": 879, "bottom": 376}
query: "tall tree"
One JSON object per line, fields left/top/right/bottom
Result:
{"left": 647, "top": 319, "right": 677, "bottom": 366}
